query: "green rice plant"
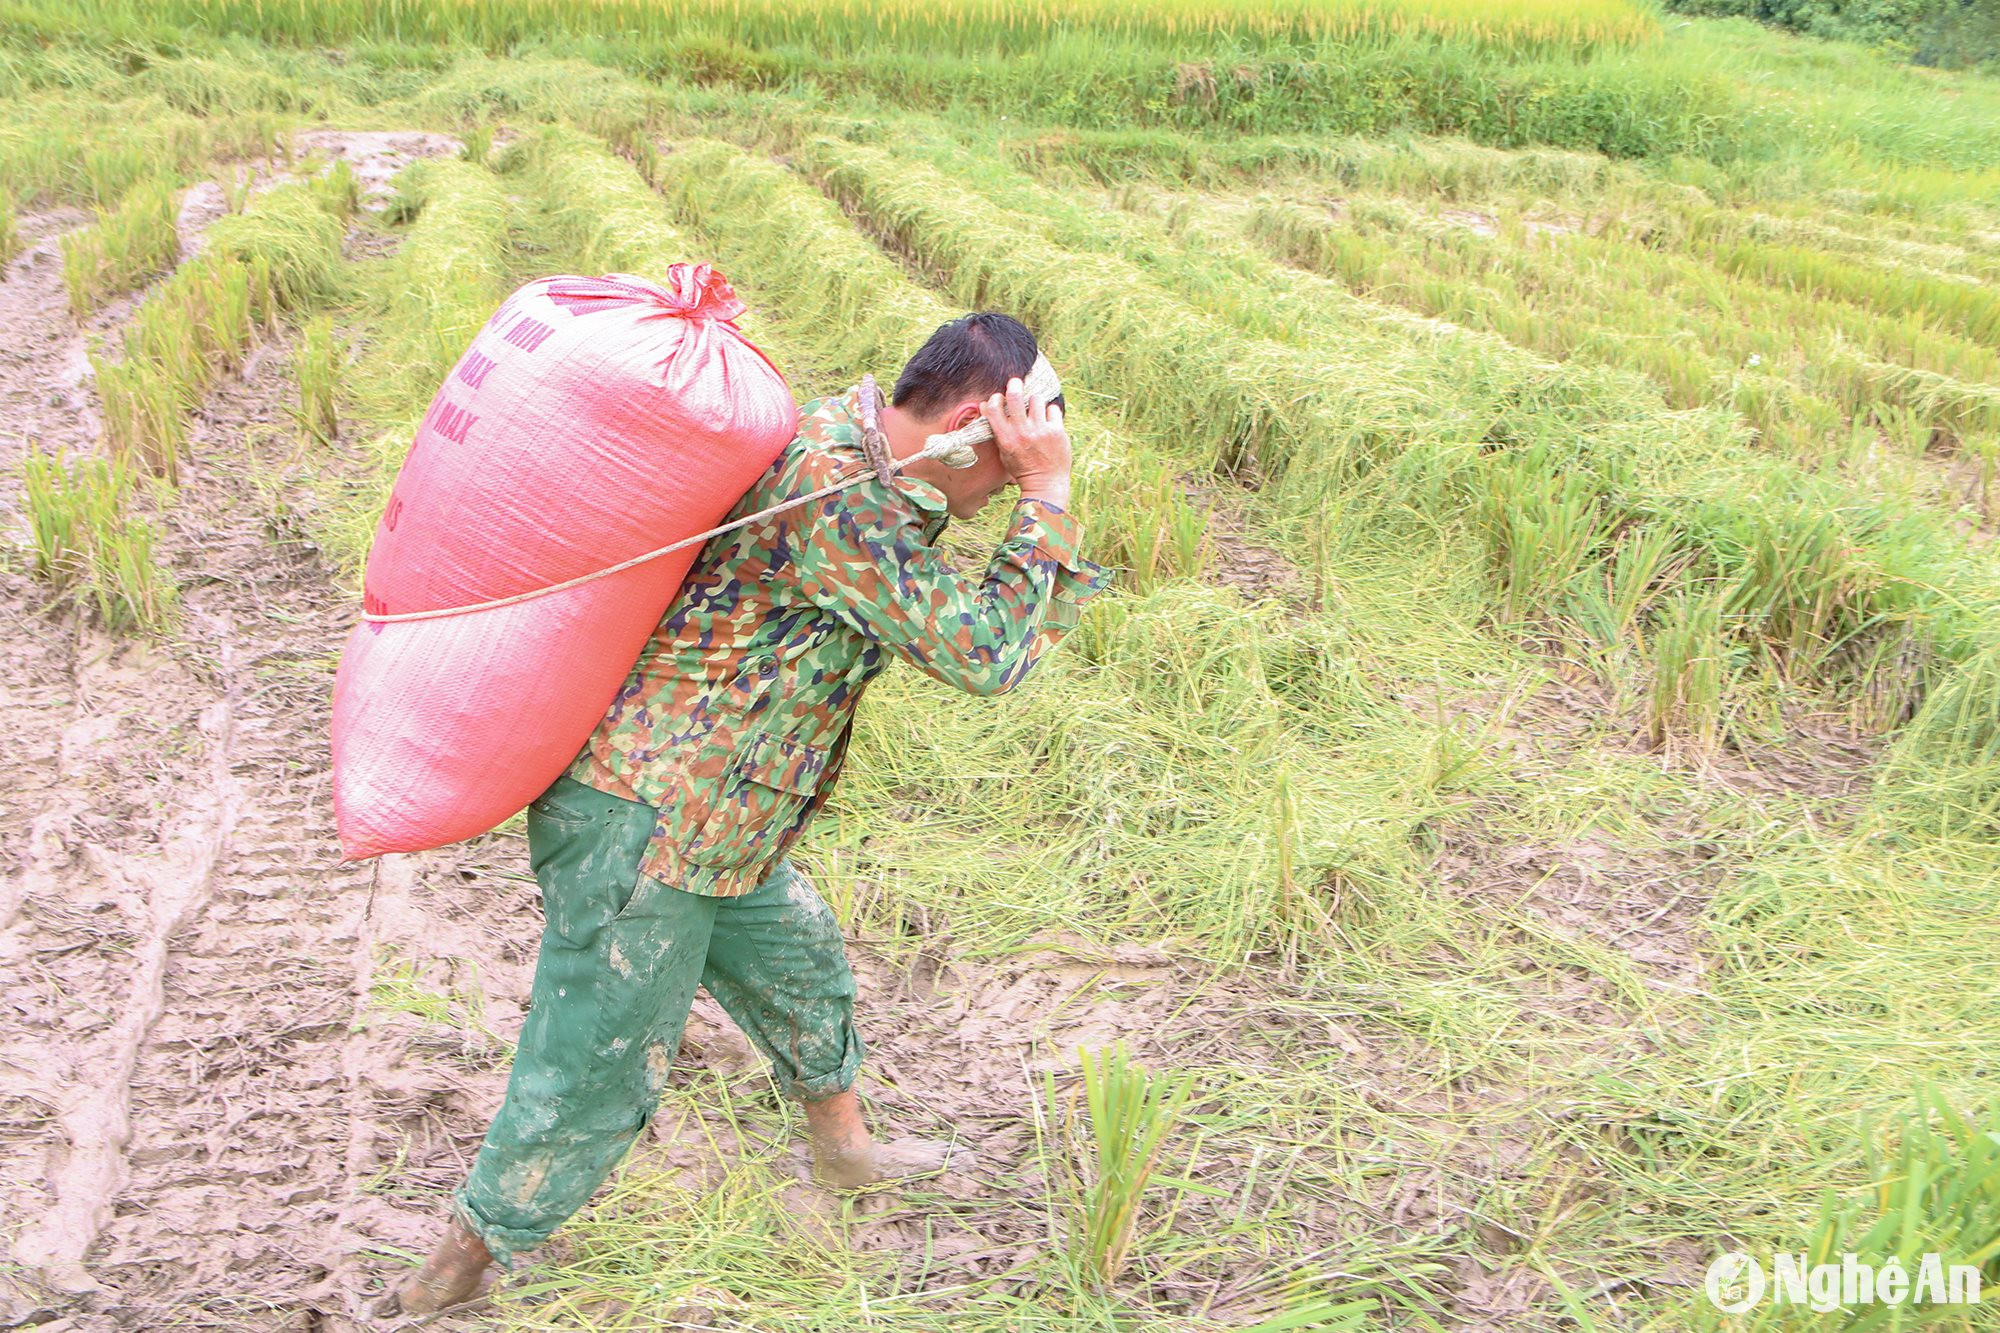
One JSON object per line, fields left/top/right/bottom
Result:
{"left": 293, "top": 312, "right": 339, "bottom": 445}
{"left": 1167, "top": 489, "right": 1208, "bottom": 584}
{"left": 1644, "top": 587, "right": 1730, "bottom": 758}
{"left": 1876, "top": 640, "right": 2000, "bottom": 842}
{"left": 799, "top": 132, "right": 2000, "bottom": 731}
{"left": 36, "top": 1, "right": 1745, "bottom": 160}
{"left": 1719, "top": 503, "right": 1873, "bottom": 683}
{"left": 0, "top": 93, "right": 199, "bottom": 206}
{"left": 619, "top": 127, "right": 663, "bottom": 189}
{"left": 829, "top": 578, "right": 1421, "bottom": 962}
{"left": 1042, "top": 1043, "right": 1197, "bottom": 1288}
{"left": 94, "top": 355, "right": 188, "bottom": 482}
{"left": 1700, "top": 492, "right": 1935, "bottom": 715}
{"left": 89, "top": 183, "right": 344, "bottom": 478}
{"left": 59, "top": 177, "right": 181, "bottom": 316}
{"left": 129, "top": 260, "right": 257, "bottom": 380}
{"left": 1844, "top": 1087, "right": 2000, "bottom": 1288}
{"left": 215, "top": 163, "right": 252, "bottom": 214}
{"left": 131, "top": 52, "right": 324, "bottom": 116}
{"left": 1712, "top": 237, "right": 2000, "bottom": 349}
{"left": 1837, "top": 347, "right": 2000, "bottom": 448}
{"left": 1477, "top": 443, "right": 1618, "bottom": 632}
{"left": 127, "top": 290, "right": 208, "bottom": 390}
{"left": 83, "top": 498, "right": 177, "bottom": 634}
{"left": 200, "top": 260, "right": 256, "bottom": 368}
{"left": 19, "top": 447, "right": 178, "bottom": 633}
{"left": 1064, "top": 188, "right": 1990, "bottom": 688}
{"left": 1562, "top": 521, "right": 1685, "bottom": 662}
{"left": 376, "top": 159, "right": 510, "bottom": 392}
{"left": 1005, "top": 123, "right": 1622, "bottom": 199}
{"left": 202, "top": 185, "right": 344, "bottom": 310}
{"left": 412, "top": 54, "right": 662, "bottom": 136}
{"left": 1676, "top": 821, "right": 2000, "bottom": 1317}
{"left": 458, "top": 121, "right": 494, "bottom": 166}
{"left": 79, "top": 143, "right": 152, "bottom": 207}
{"left": 1235, "top": 192, "right": 2000, "bottom": 460}
{"left": 0, "top": 42, "right": 116, "bottom": 99}
{"left": 1970, "top": 435, "right": 2000, "bottom": 528}
{"left": 326, "top": 157, "right": 513, "bottom": 573}
{"left": 0, "top": 88, "right": 281, "bottom": 209}
{"left": 1692, "top": 208, "right": 2000, "bottom": 288}
{"left": 45, "top": 0, "right": 1662, "bottom": 57}
{"left": 0, "top": 188, "right": 21, "bottom": 269}
{"left": 1073, "top": 452, "right": 1209, "bottom": 593}
{"left": 310, "top": 156, "right": 359, "bottom": 221}
{"left": 20, "top": 448, "right": 93, "bottom": 591}
{"left": 1848, "top": 621, "right": 1933, "bottom": 736}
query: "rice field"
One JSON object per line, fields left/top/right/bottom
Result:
{"left": 32, "top": 0, "right": 1661, "bottom": 54}
{"left": 4, "top": 1, "right": 2000, "bottom": 1330}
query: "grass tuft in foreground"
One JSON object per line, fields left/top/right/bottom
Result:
{"left": 20, "top": 447, "right": 178, "bottom": 633}
{"left": 292, "top": 311, "right": 340, "bottom": 446}
{"left": 1046, "top": 1042, "right": 1197, "bottom": 1288}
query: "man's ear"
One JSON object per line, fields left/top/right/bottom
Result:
{"left": 942, "top": 399, "right": 984, "bottom": 434}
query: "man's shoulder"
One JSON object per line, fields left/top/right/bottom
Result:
{"left": 778, "top": 392, "right": 864, "bottom": 491}
{"left": 725, "top": 394, "right": 852, "bottom": 519}
{"left": 737, "top": 386, "right": 944, "bottom": 533}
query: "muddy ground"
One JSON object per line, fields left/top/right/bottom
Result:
{"left": 0, "top": 136, "right": 546, "bottom": 1332}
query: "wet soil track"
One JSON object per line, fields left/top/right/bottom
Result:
{"left": 0, "top": 146, "right": 537, "bottom": 1331}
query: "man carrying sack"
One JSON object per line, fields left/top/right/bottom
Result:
{"left": 396, "top": 312, "right": 1108, "bottom": 1313}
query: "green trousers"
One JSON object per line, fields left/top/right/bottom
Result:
{"left": 454, "top": 776, "right": 865, "bottom": 1267}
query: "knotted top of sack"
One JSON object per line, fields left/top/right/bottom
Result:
{"left": 542, "top": 264, "right": 747, "bottom": 324}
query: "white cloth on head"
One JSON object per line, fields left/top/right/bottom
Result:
{"left": 920, "top": 354, "right": 1062, "bottom": 469}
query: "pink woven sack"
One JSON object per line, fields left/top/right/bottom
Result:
{"left": 332, "top": 268, "right": 798, "bottom": 860}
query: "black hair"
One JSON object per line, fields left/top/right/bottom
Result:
{"left": 891, "top": 311, "right": 1063, "bottom": 420}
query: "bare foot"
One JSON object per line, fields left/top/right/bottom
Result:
{"left": 390, "top": 1219, "right": 492, "bottom": 1316}
{"left": 813, "top": 1135, "right": 966, "bottom": 1191}
{"left": 801, "top": 1089, "right": 967, "bottom": 1191}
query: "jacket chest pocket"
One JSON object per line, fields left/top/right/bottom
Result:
{"left": 681, "top": 731, "right": 829, "bottom": 870}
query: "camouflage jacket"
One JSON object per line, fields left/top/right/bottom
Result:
{"left": 565, "top": 383, "right": 1110, "bottom": 898}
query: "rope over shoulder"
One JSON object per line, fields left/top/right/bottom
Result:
{"left": 355, "top": 359, "right": 1061, "bottom": 627}
{"left": 858, "top": 373, "right": 897, "bottom": 487}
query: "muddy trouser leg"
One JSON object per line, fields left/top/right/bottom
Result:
{"left": 453, "top": 777, "right": 719, "bottom": 1269}
{"left": 699, "top": 858, "right": 865, "bottom": 1103}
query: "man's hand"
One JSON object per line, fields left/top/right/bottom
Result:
{"left": 982, "top": 376, "right": 1072, "bottom": 511}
